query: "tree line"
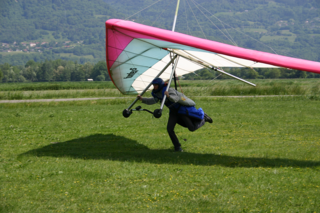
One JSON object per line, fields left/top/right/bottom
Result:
{"left": 0, "top": 59, "right": 110, "bottom": 83}
{"left": 0, "top": 59, "right": 319, "bottom": 83}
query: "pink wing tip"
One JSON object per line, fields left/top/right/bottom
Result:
{"left": 105, "top": 19, "right": 124, "bottom": 29}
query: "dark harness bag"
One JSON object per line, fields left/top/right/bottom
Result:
{"left": 152, "top": 86, "right": 204, "bottom": 120}
{"left": 177, "top": 105, "right": 204, "bottom": 120}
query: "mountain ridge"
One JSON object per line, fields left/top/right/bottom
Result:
{"left": 0, "top": 0, "right": 319, "bottom": 65}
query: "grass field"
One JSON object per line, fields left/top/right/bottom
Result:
{"left": 0, "top": 89, "right": 126, "bottom": 100}
{"left": 1, "top": 95, "right": 320, "bottom": 212}
{"left": 0, "top": 52, "right": 28, "bottom": 56}
{"left": 1, "top": 79, "right": 320, "bottom": 100}
{"left": 0, "top": 81, "right": 116, "bottom": 91}
{"left": 260, "top": 35, "right": 297, "bottom": 43}
{"left": 59, "top": 53, "right": 95, "bottom": 59}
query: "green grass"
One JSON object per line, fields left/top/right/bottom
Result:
{"left": 0, "top": 52, "right": 27, "bottom": 56}
{"left": 280, "top": 30, "right": 295, "bottom": 35}
{"left": 0, "top": 81, "right": 116, "bottom": 91}
{"left": 1, "top": 97, "right": 320, "bottom": 212}
{"left": 59, "top": 53, "right": 95, "bottom": 59}
{"left": 36, "top": 31, "right": 56, "bottom": 42}
{"left": 179, "top": 79, "right": 320, "bottom": 96}
{"left": 260, "top": 35, "right": 297, "bottom": 43}
{"left": 243, "top": 28, "right": 268, "bottom": 33}
{"left": 2, "top": 79, "right": 320, "bottom": 100}
{"left": 0, "top": 82, "right": 131, "bottom": 100}
{"left": 0, "top": 89, "right": 128, "bottom": 100}
{"left": 214, "top": 11, "right": 234, "bottom": 16}
{"left": 0, "top": 51, "right": 93, "bottom": 61}
{"left": 23, "top": 30, "right": 65, "bottom": 43}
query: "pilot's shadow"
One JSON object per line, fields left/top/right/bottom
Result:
{"left": 20, "top": 134, "right": 319, "bottom": 168}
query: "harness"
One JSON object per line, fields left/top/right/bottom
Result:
{"left": 152, "top": 86, "right": 180, "bottom": 110}
{"left": 152, "top": 86, "right": 204, "bottom": 120}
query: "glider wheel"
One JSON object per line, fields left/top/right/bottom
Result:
{"left": 153, "top": 109, "right": 162, "bottom": 118}
{"left": 122, "top": 109, "right": 132, "bottom": 118}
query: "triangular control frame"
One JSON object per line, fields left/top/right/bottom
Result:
{"left": 122, "top": 51, "right": 255, "bottom": 118}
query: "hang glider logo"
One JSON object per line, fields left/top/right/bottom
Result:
{"left": 124, "top": 68, "right": 138, "bottom": 79}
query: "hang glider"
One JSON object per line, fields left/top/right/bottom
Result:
{"left": 105, "top": 19, "right": 320, "bottom": 96}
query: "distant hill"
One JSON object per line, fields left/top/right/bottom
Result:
{"left": 0, "top": 0, "right": 123, "bottom": 65}
{"left": 104, "top": 0, "right": 320, "bottom": 60}
{"left": 1, "top": 0, "right": 320, "bottom": 65}
{"left": 0, "top": 0, "right": 122, "bottom": 43}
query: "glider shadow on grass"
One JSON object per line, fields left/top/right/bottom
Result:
{"left": 20, "top": 134, "right": 320, "bottom": 168}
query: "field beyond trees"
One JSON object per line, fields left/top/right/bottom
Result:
{"left": 1, "top": 80, "right": 320, "bottom": 212}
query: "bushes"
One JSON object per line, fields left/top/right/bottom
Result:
{"left": 0, "top": 59, "right": 110, "bottom": 83}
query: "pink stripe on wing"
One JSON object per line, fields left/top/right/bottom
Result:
{"left": 106, "top": 19, "right": 320, "bottom": 74}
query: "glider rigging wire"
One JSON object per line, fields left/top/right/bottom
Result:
{"left": 191, "top": 0, "right": 278, "bottom": 54}
{"left": 185, "top": 0, "right": 207, "bottom": 39}
{"left": 123, "top": 0, "right": 278, "bottom": 55}
{"left": 189, "top": 0, "right": 238, "bottom": 47}
{"left": 182, "top": 0, "right": 192, "bottom": 36}
{"left": 125, "top": 0, "right": 164, "bottom": 20}
{"left": 151, "top": 0, "right": 172, "bottom": 27}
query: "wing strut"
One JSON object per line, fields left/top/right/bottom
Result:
{"left": 153, "top": 56, "right": 180, "bottom": 118}
{"left": 122, "top": 55, "right": 178, "bottom": 118}
{"left": 170, "top": 49, "right": 256, "bottom": 87}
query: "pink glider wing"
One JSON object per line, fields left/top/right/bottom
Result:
{"left": 105, "top": 19, "right": 320, "bottom": 94}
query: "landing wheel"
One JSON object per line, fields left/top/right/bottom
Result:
{"left": 122, "top": 109, "right": 132, "bottom": 118}
{"left": 153, "top": 109, "right": 162, "bottom": 118}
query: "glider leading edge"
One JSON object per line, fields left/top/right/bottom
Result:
{"left": 105, "top": 18, "right": 320, "bottom": 118}
{"left": 105, "top": 19, "right": 320, "bottom": 95}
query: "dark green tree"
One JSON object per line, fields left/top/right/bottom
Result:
{"left": 0, "top": 63, "right": 11, "bottom": 82}
{"left": 37, "top": 60, "right": 54, "bottom": 81}
{"left": 25, "top": 60, "right": 38, "bottom": 68}
{"left": 91, "top": 61, "right": 110, "bottom": 81}
{"left": 0, "top": 68, "right": 3, "bottom": 81}
{"left": 242, "top": 68, "right": 259, "bottom": 79}
{"left": 71, "top": 62, "right": 85, "bottom": 81}
{"left": 268, "top": 69, "right": 281, "bottom": 79}
{"left": 82, "top": 62, "right": 94, "bottom": 80}
{"left": 22, "top": 66, "right": 38, "bottom": 82}
{"left": 61, "top": 61, "right": 75, "bottom": 81}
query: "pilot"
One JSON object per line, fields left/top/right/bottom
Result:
{"left": 138, "top": 78, "right": 212, "bottom": 152}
